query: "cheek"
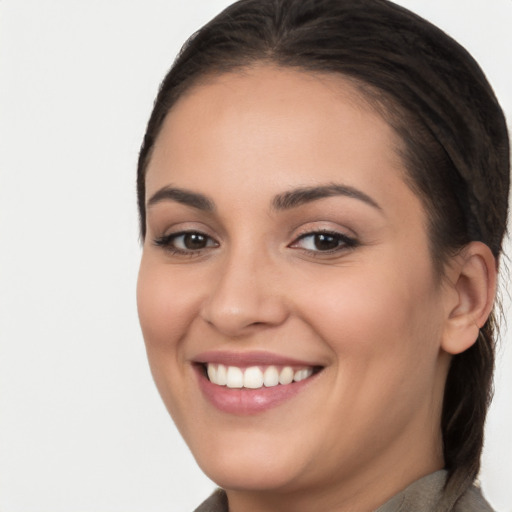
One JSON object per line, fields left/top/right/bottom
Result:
{"left": 293, "top": 254, "right": 442, "bottom": 362}
{"left": 136, "top": 257, "right": 198, "bottom": 351}
{"left": 293, "top": 260, "right": 444, "bottom": 437}
{"left": 136, "top": 258, "right": 201, "bottom": 421}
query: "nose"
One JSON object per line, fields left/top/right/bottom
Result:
{"left": 200, "top": 250, "right": 289, "bottom": 337}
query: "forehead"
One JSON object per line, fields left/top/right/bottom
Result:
{"left": 146, "top": 65, "right": 406, "bottom": 193}
{"left": 156, "top": 66, "right": 396, "bottom": 146}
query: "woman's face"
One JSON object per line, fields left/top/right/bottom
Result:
{"left": 137, "top": 66, "right": 451, "bottom": 502}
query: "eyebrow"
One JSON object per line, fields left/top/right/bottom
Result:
{"left": 146, "top": 183, "right": 381, "bottom": 213}
{"left": 272, "top": 183, "right": 382, "bottom": 211}
{"left": 147, "top": 186, "right": 215, "bottom": 212}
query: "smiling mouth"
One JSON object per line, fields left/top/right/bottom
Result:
{"left": 202, "top": 363, "right": 321, "bottom": 389}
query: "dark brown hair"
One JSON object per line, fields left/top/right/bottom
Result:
{"left": 137, "top": 0, "right": 510, "bottom": 506}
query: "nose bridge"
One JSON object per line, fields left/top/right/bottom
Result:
{"left": 200, "top": 239, "right": 287, "bottom": 336}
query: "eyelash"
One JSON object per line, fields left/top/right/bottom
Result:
{"left": 153, "top": 231, "right": 219, "bottom": 256}
{"left": 290, "top": 230, "right": 359, "bottom": 255}
{"left": 153, "top": 229, "right": 358, "bottom": 257}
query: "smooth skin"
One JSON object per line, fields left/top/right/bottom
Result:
{"left": 137, "top": 66, "right": 496, "bottom": 512}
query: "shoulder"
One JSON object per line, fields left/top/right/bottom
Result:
{"left": 377, "top": 471, "right": 494, "bottom": 512}
{"left": 193, "top": 489, "right": 228, "bottom": 512}
{"left": 453, "top": 482, "right": 494, "bottom": 512}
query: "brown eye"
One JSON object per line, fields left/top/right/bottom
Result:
{"left": 291, "top": 231, "right": 358, "bottom": 253}
{"left": 182, "top": 233, "right": 209, "bottom": 250}
{"left": 312, "top": 233, "right": 340, "bottom": 251}
{"left": 154, "top": 231, "right": 219, "bottom": 253}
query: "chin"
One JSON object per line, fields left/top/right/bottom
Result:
{"left": 189, "top": 432, "right": 311, "bottom": 492}
{"left": 200, "top": 458, "right": 300, "bottom": 492}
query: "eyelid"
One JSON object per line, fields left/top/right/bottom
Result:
{"left": 153, "top": 229, "right": 220, "bottom": 256}
{"left": 288, "top": 228, "right": 359, "bottom": 254}
{"left": 150, "top": 220, "right": 219, "bottom": 243}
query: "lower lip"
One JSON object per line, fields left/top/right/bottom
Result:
{"left": 195, "top": 366, "right": 318, "bottom": 415}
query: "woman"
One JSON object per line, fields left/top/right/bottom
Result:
{"left": 136, "top": 0, "right": 510, "bottom": 510}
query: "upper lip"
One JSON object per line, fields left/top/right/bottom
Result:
{"left": 192, "top": 350, "right": 322, "bottom": 368}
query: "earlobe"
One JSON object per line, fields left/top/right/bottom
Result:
{"left": 441, "top": 242, "right": 497, "bottom": 355}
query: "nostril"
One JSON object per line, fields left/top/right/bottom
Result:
{"left": 198, "top": 265, "right": 289, "bottom": 336}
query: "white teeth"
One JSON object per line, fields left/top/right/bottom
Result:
{"left": 263, "top": 366, "right": 279, "bottom": 387}
{"left": 216, "top": 364, "right": 227, "bottom": 386}
{"left": 207, "top": 364, "right": 217, "bottom": 382}
{"left": 206, "top": 363, "right": 315, "bottom": 389}
{"left": 244, "top": 366, "right": 264, "bottom": 389}
{"left": 294, "top": 368, "right": 313, "bottom": 382}
{"left": 279, "top": 366, "right": 294, "bottom": 385}
{"left": 226, "top": 366, "right": 244, "bottom": 388}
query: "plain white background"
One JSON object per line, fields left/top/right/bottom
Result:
{"left": 0, "top": 1, "right": 510, "bottom": 511}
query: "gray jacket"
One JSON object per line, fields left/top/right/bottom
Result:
{"left": 194, "top": 471, "right": 494, "bottom": 512}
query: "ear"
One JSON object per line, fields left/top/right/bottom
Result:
{"left": 441, "top": 242, "right": 497, "bottom": 355}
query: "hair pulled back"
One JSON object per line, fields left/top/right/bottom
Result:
{"left": 137, "top": 0, "right": 510, "bottom": 505}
